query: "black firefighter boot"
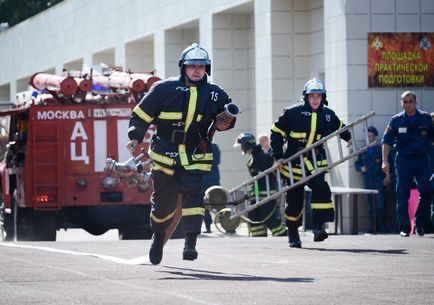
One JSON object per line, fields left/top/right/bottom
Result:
{"left": 149, "top": 231, "right": 165, "bottom": 265}
{"left": 183, "top": 233, "right": 198, "bottom": 260}
{"left": 288, "top": 226, "right": 302, "bottom": 248}
{"left": 313, "top": 224, "right": 328, "bottom": 242}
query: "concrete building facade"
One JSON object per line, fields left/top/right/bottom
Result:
{"left": 0, "top": 0, "right": 433, "bottom": 219}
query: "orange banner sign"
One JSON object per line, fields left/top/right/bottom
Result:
{"left": 368, "top": 33, "right": 434, "bottom": 87}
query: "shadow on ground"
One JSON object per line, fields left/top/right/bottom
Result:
{"left": 301, "top": 247, "right": 408, "bottom": 255}
{"left": 158, "top": 266, "right": 314, "bottom": 282}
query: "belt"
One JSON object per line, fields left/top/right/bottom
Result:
{"left": 156, "top": 129, "right": 200, "bottom": 147}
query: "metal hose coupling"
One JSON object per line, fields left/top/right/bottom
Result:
{"left": 214, "top": 103, "right": 241, "bottom": 132}
{"left": 104, "top": 150, "right": 151, "bottom": 189}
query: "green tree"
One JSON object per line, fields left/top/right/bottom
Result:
{"left": 0, "top": 0, "right": 63, "bottom": 28}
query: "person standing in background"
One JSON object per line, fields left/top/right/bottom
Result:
{"left": 355, "top": 126, "right": 388, "bottom": 233}
{"left": 258, "top": 134, "right": 273, "bottom": 155}
{"left": 234, "top": 133, "right": 287, "bottom": 238}
{"left": 381, "top": 91, "right": 434, "bottom": 237}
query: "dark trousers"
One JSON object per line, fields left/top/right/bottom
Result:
{"left": 363, "top": 175, "right": 387, "bottom": 231}
{"left": 248, "top": 200, "right": 283, "bottom": 233}
{"left": 395, "top": 154, "right": 432, "bottom": 233}
{"left": 150, "top": 168, "right": 204, "bottom": 235}
{"left": 285, "top": 173, "right": 334, "bottom": 230}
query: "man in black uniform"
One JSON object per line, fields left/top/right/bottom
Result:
{"left": 127, "top": 43, "right": 236, "bottom": 265}
{"left": 270, "top": 78, "right": 351, "bottom": 248}
{"left": 234, "top": 133, "right": 287, "bottom": 237}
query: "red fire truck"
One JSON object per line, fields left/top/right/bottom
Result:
{"left": 0, "top": 69, "right": 159, "bottom": 241}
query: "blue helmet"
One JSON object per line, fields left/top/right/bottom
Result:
{"left": 178, "top": 43, "right": 211, "bottom": 76}
{"left": 234, "top": 133, "right": 256, "bottom": 154}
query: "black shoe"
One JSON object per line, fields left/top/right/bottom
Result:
{"left": 288, "top": 227, "right": 301, "bottom": 248}
{"left": 149, "top": 232, "right": 165, "bottom": 265}
{"left": 313, "top": 229, "right": 328, "bottom": 242}
{"left": 183, "top": 247, "right": 198, "bottom": 260}
{"left": 183, "top": 233, "right": 198, "bottom": 261}
{"left": 289, "top": 240, "right": 302, "bottom": 248}
{"left": 416, "top": 226, "right": 425, "bottom": 236}
{"left": 400, "top": 231, "right": 410, "bottom": 237}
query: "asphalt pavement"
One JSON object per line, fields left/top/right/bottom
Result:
{"left": 1, "top": 228, "right": 433, "bottom": 305}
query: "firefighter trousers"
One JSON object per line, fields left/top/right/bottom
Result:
{"left": 150, "top": 168, "right": 205, "bottom": 235}
{"left": 284, "top": 173, "right": 334, "bottom": 230}
{"left": 248, "top": 200, "right": 287, "bottom": 237}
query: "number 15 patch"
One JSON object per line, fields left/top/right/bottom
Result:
{"left": 210, "top": 91, "right": 219, "bottom": 102}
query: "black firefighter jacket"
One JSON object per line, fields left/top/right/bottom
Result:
{"left": 128, "top": 76, "right": 234, "bottom": 175}
{"left": 270, "top": 101, "right": 351, "bottom": 180}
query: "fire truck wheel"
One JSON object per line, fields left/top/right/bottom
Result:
{"left": 32, "top": 211, "right": 56, "bottom": 241}
{"left": 8, "top": 191, "right": 56, "bottom": 241}
{"left": 84, "top": 226, "right": 109, "bottom": 236}
{"left": 1, "top": 200, "right": 13, "bottom": 241}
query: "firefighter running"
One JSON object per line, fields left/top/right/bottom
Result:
{"left": 127, "top": 43, "right": 237, "bottom": 265}
{"left": 234, "top": 133, "right": 287, "bottom": 237}
{"left": 270, "top": 78, "right": 351, "bottom": 248}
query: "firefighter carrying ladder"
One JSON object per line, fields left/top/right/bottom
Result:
{"left": 227, "top": 111, "right": 377, "bottom": 220}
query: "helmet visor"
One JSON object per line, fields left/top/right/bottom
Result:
{"left": 184, "top": 59, "right": 211, "bottom": 66}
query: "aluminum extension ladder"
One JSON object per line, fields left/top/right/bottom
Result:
{"left": 228, "top": 111, "right": 377, "bottom": 219}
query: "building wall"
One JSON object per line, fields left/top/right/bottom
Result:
{"left": 325, "top": 0, "right": 434, "bottom": 189}
{"left": 0, "top": 0, "right": 433, "bottom": 199}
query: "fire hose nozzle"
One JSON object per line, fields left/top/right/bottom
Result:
{"left": 104, "top": 155, "right": 151, "bottom": 188}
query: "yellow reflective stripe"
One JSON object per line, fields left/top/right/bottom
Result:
{"left": 285, "top": 209, "right": 303, "bottom": 221}
{"left": 149, "top": 149, "right": 175, "bottom": 166}
{"left": 271, "top": 124, "right": 287, "bottom": 137}
{"left": 151, "top": 211, "right": 175, "bottom": 223}
{"left": 251, "top": 230, "right": 267, "bottom": 236}
{"left": 182, "top": 207, "right": 205, "bottom": 216}
{"left": 292, "top": 167, "right": 303, "bottom": 174}
{"left": 280, "top": 166, "right": 302, "bottom": 179}
{"left": 158, "top": 112, "right": 182, "bottom": 120}
{"left": 183, "top": 164, "right": 212, "bottom": 171}
{"left": 178, "top": 144, "right": 189, "bottom": 166}
{"left": 304, "top": 157, "right": 314, "bottom": 172}
{"left": 311, "top": 202, "right": 334, "bottom": 209}
{"left": 306, "top": 112, "right": 317, "bottom": 147}
{"left": 185, "top": 87, "right": 197, "bottom": 132}
{"left": 250, "top": 225, "right": 266, "bottom": 231}
{"left": 280, "top": 168, "right": 302, "bottom": 180}
{"left": 271, "top": 224, "right": 287, "bottom": 236}
{"left": 192, "top": 153, "right": 213, "bottom": 161}
{"left": 317, "top": 159, "right": 327, "bottom": 166}
{"left": 133, "top": 105, "right": 153, "bottom": 123}
{"left": 290, "top": 131, "right": 307, "bottom": 138}
{"left": 316, "top": 134, "right": 321, "bottom": 140}
{"left": 339, "top": 120, "right": 343, "bottom": 129}
{"left": 196, "top": 114, "right": 202, "bottom": 122}
{"left": 279, "top": 167, "right": 290, "bottom": 177}
{"left": 151, "top": 162, "right": 174, "bottom": 176}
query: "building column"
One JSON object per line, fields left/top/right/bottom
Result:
{"left": 115, "top": 44, "right": 126, "bottom": 69}
{"left": 254, "top": 0, "right": 294, "bottom": 136}
{"left": 254, "top": 0, "right": 273, "bottom": 135}
{"left": 154, "top": 30, "right": 166, "bottom": 78}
